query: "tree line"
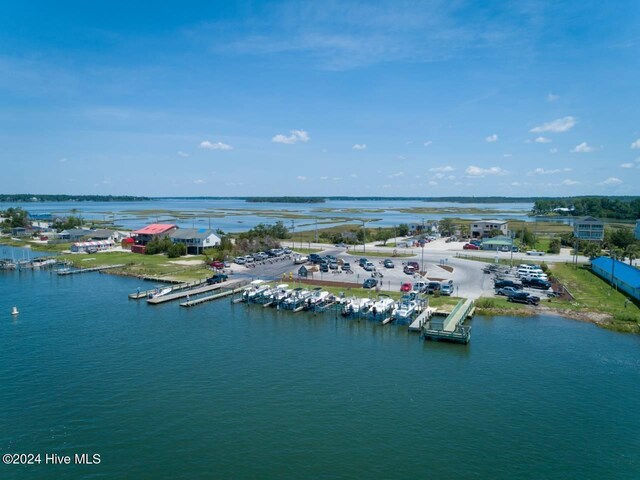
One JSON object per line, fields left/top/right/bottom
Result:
{"left": 532, "top": 197, "right": 640, "bottom": 220}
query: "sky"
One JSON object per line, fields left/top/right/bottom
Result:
{"left": 1, "top": 0, "right": 639, "bottom": 197}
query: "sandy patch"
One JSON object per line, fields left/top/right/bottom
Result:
{"left": 168, "top": 259, "right": 205, "bottom": 266}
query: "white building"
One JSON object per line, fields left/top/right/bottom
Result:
{"left": 470, "top": 220, "right": 509, "bottom": 239}
{"left": 169, "top": 228, "right": 221, "bottom": 254}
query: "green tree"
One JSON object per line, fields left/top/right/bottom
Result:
{"left": 624, "top": 244, "right": 639, "bottom": 266}
{"left": 438, "top": 218, "right": 455, "bottom": 236}
{"left": 610, "top": 228, "right": 636, "bottom": 249}
{"left": 397, "top": 224, "right": 410, "bottom": 237}
{"left": 548, "top": 238, "right": 561, "bottom": 254}
{"left": 583, "top": 242, "right": 602, "bottom": 260}
{"left": 375, "top": 228, "right": 393, "bottom": 245}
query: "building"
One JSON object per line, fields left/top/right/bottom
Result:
{"left": 70, "top": 240, "right": 114, "bottom": 253}
{"left": 59, "top": 228, "right": 93, "bottom": 241}
{"left": 131, "top": 224, "right": 178, "bottom": 245}
{"left": 591, "top": 256, "right": 640, "bottom": 302}
{"left": 481, "top": 235, "right": 514, "bottom": 251}
{"left": 168, "top": 228, "right": 221, "bottom": 254}
{"left": 90, "top": 229, "right": 127, "bottom": 243}
{"left": 635, "top": 220, "right": 640, "bottom": 240}
{"left": 573, "top": 216, "right": 604, "bottom": 241}
{"left": 470, "top": 220, "right": 509, "bottom": 238}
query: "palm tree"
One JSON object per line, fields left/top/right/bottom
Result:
{"left": 624, "top": 244, "right": 639, "bottom": 266}
{"left": 583, "top": 242, "right": 601, "bottom": 260}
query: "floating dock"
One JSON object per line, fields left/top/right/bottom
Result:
{"left": 146, "top": 280, "right": 243, "bottom": 305}
{"left": 179, "top": 285, "right": 247, "bottom": 307}
{"left": 128, "top": 279, "right": 208, "bottom": 299}
{"left": 57, "top": 264, "right": 126, "bottom": 275}
{"left": 422, "top": 299, "right": 473, "bottom": 344}
{"left": 408, "top": 307, "right": 435, "bottom": 331}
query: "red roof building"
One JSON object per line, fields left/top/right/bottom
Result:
{"left": 131, "top": 224, "right": 178, "bottom": 245}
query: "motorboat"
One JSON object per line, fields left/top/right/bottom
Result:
{"left": 393, "top": 298, "right": 418, "bottom": 320}
{"left": 243, "top": 280, "right": 270, "bottom": 301}
{"left": 148, "top": 286, "right": 173, "bottom": 299}
{"left": 370, "top": 295, "right": 394, "bottom": 315}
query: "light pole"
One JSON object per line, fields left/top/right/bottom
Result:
{"left": 359, "top": 220, "right": 367, "bottom": 254}
{"left": 421, "top": 243, "right": 425, "bottom": 275}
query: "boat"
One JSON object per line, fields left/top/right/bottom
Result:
{"left": 370, "top": 295, "right": 394, "bottom": 317}
{"left": 306, "top": 287, "right": 330, "bottom": 307}
{"left": 351, "top": 297, "right": 373, "bottom": 314}
{"left": 273, "top": 284, "right": 292, "bottom": 303}
{"left": 393, "top": 297, "right": 418, "bottom": 321}
{"left": 283, "top": 288, "right": 312, "bottom": 308}
{"left": 31, "top": 258, "right": 56, "bottom": 268}
{"left": 243, "top": 280, "right": 270, "bottom": 301}
{"left": 148, "top": 286, "right": 173, "bottom": 299}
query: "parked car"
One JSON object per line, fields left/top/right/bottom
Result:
{"left": 383, "top": 259, "right": 395, "bottom": 268}
{"left": 400, "top": 282, "right": 412, "bottom": 292}
{"left": 526, "top": 250, "right": 545, "bottom": 256}
{"left": 521, "top": 278, "right": 551, "bottom": 290}
{"left": 210, "top": 261, "right": 225, "bottom": 269}
{"left": 363, "top": 278, "right": 378, "bottom": 289}
{"left": 320, "top": 264, "right": 329, "bottom": 272}
{"left": 426, "top": 281, "right": 441, "bottom": 293}
{"left": 413, "top": 281, "right": 428, "bottom": 292}
{"left": 283, "top": 247, "right": 292, "bottom": 254}
{"left": 206, "top": 273, "right": 228, "bottom": 284}
{"left": 234, "top": 256, "right": 246, "bottom": 265}
{"left": 293, "top": 255, "right": 308, "bottom": 264}
{"left": 494, "top": 279, "right": 522, "bottom": 290}
{"left": 470, "top": 239, "right": 482, "bottom": 246}
{"left": 507, "top": 291, "right": 540, "bottom": 305}
{"left": 496, "top": 286, "right": 520, "bottom": 296}
{"left": 440, "top": 284, "right": 453, "bottom": 296}
{"left": 309, "top": 253, "right": 322, "bottom": 264}
{"left": 463, "top": 243, "right": 480, "bottom": 250}
{"left": 403, "top": 265, "right": 416, "bottom": 275}
{"left": 407, "top": 261, "right": 420, "bottom": 270}
{"left": 329, "top": 262, "right": 339, "bottom": 270}
{"left": 359, "top": 258, "right": 369, "bottom": 267}
{"left": 364, "top": 262, "right": 375, "bottom": 271}
{"left": 244, "top": 255, "right": 254, "bottom": 264}
{"left": 335, "top": 242, "right": 347, "bottom": 247}
{"left": 342, "top": 262, "right": 351, "bottom": 271}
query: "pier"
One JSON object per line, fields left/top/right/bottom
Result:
{"left": 146, "top": 280, "right": 243, "bottom": 305}
{"left": 408, "top": 307, "right": 436, "bottom": 331}
{"left": 180, "top": 285, "right": 247, "bottom": 307}
{"left": 56, "top": 264, "right": 126, "bottom": 275}
{"left": 129, "top": 279, "right": 208, "bottom": 299}
{"left": 422, "top": 299, "right": 473, "bottom": 344}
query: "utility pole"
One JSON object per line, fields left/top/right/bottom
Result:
{"left": 290, "top": 220, "right": 295, "bottom": 250}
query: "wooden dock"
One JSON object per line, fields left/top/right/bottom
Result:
{"left": 146, "top": 280, "right": 242, "bottom": 305}
{"left": 180, "top": 286, "right": 246, "bottom": 307}
{"left": 128, "top": 279, "right": 208, "bottom": 299}
{"left": 57, "top": 264, "right": 126, "bottom": 275}
{"left": 422, "top": 299, "right": 473, "bottom": 344}
{"left": 408, "top": 307, "right": 435, "bottom": 331}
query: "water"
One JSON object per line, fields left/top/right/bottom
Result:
{"left": 1, "top": 268, "right": 639, "bottom": 479}
{"left": 0, "top": 198, "right": 536, "bottom": 232}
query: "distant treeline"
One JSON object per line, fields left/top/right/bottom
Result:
{"left": 0, "top": 194, "right": 149, "bottom": 202}
{"left": 245, "top": 197, "right": 325, "bottom": 203}
{"left": 532, "top": 197, "right": 640, "bottom": 220}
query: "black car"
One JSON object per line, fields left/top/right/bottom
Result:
{"left": 426, "top": 281, "right": 441, "bottom": 293}
{"left": 206, "top": 274, "right": 228, "bottom": 284}
{"left": 494, "top": 279, "right": 522, "bottom": 290}
{"left": 507, "top": 291, "right": 540, "bottom": 305}
{"left": 359, "top": 258, "right": 368, "bottom": 267}
{"left": 521, "top": 278, "right": 551, "bottom": 290}
{"left": 363, "top": 278, "right": 378, "bottom": 289}
{"left": 320, "top": 264, "right": 329, "bottom": 272}
{"left": 383, "top": 259, "right": 395, "bottom": 268}
{"left": 309, "top": 253, "right": 322, "bottom": 264}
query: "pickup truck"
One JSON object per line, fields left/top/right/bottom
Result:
{"left": 507, "top": 291, "right": 540, "bottom": 305}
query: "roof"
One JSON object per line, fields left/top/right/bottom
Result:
{"left": 73, "top": 240, "right": 113, "bottom": 247}
{"left": 591, "top": 256, "right": 640, "bottom": 288}
{"left": 473, "top": 219, "right": 508, "bottom": 225}
{"left": 482, "top": 235, "right": 513, "bottom": 245}
{"left": 576, "top": 216, "right": 602, "bottom": 224}
{"left": 63, "top": 228, "right": 92, "bottom": 236}
{"left": 168, "top": 228, "right": 219, "bottom": 240}
{"left": 132, "top": 224, "right": 177, "bottom": 235}
{"left": 90, "top": 229, "right": 114, "bottom": 238}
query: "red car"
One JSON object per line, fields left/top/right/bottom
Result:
{"left": 400, "top": 282, "right": 412, "bottom": 292}
{"left": 209, "top": 261, "right": 225, "bottom": 269}
{"left": 463, "top": 243, "right": 480, "bottom": 250}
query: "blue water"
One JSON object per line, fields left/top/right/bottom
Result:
{"left": 0, "top": 198, "right": 536, "bottom": 232}
{"left": 1, "top": 266, "right": 639, "bottom": 479}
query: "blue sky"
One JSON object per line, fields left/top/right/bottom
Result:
{"left": 1, "top": 0, "right": 639, "bottom": 197}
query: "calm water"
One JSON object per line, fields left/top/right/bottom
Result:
{"left": 0, "top": 198, "right": 536, "bottom": 232}
{"left": 1, "top": 267, "right": 639, "bottom": 479}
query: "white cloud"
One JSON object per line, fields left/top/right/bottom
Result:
{"left": 350, "top": 173, "right": 358, "bottom": 178}
{"left": 528, "top": 168, "right": 561, "bottom": 175}
{"left": 511, "top": 181, "right": 521, "bottom": 186}
{"left": 465, "top": 165, "right": 505, "bottom": 176}
{"left": 194, "top": 178, "right": 206, "bottom": 184}
{"left": 433, "top": 173, "right": 445, "bottom": 180}
{"left": 600, "top": 177, "right": 623, "bottom": 185}
{"left": 296, "top": 175, "right": 307, "bottom": 181}
{"left": 352, "top": 143, "right": 367, "bottom": 150}
{"left": 332, "top": 177, "right": 342, "bottom": 181}
{"left": 388, "top": 171, "right": 404, "bottom": 178}
{"left": 428, "top": 181, "right": 438, "bottom": 186}
{"left": 534, "top": 136, "right": 552, "bottom": 143}
{"left": 547, "top": 93, "right": 559, "bottom": 102}
{"left": 530, "top": 116, "right": 576, "bottom": 133}
{"left": 620, "top": 163, "right": 634, "bottom": 168}
{"left": 571, "top": 142, "right": 594, "bottom": 153}
{"left": 503, "top": 153, "right": 512, "bottom": 158}
{"left": 319, "top": 176, "right": 329, "bottom": 180}
{"left": 486, "top": 134, "right": 498, "bottom": 142}
{"left": 561, "top": 179, "right": 579, "bottom": 186}
{"left": 549, "top": 148, "right": 558, "bottom": 154}
{"left": 272, "top": 129, "right": 310, "bottom": 144}
{"left": 178, "top": 151, "right": 189, "bottom": 157}
{"left": 59, "top": 157, "right": 67, "bottom": 163}
{"left": 631, "top": 138, "right": 640, "bottom": 149}
{"left": 200, "top": 140, "right": 233, "bottom": 150}
{"left": 429, "top": 165, "right": 454, "bottom": 172}
{"left": 423, "top": 141, "right": 432, "bottom": 147}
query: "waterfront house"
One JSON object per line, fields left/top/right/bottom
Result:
{"left": 131, "top": 224, "right": 178, "bottom": 245}
{"left": 635, "top": 220, "right": 640, "bottom": 240}
{"left": 168, "top": 228, "right": 221, "bottom": 254}
{"left": 71, "top": 240, "right": 114, "bottom": 253}
{"left": 11, "top": 227, "right": 28, "bottom": 237}
{"left": 59, "top": 228, "right": 94, "bottom": 241}
{"left": 90, "top": 229, "right": 127, "bottom": 243}
{"left": 470, "top": 220, "right": 509, "bottom": 239}
{"left": 591, "top": 256, "right": 640, "bottom": 302}
{"left": 481, "top": 235, "right": 513, "bottom": 251}
{"left": 573, "top": 217, "right": 604, "bottom": 241}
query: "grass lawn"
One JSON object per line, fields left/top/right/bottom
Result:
{"left": 550, "top": 263, "right": 640, "bottom": 332}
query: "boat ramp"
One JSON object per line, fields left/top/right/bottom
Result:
{"left": 421, "top": 298, "right": 474, "bottom": 344}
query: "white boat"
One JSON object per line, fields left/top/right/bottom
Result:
{"left": 393, "top": 300, "right": 418, "bottom": 320}
{"left": 351, "top": 298, "right": 373, "bottom": 314}
{"left": 243, "top": 280, "right": 270, "bottom": 301}
{"left": 148, "top": 286, "right": 173, "bottom": 299}
{"left": 31, "top": 258, "right": 56, "bottom": 268}
{"left": 371, "top": 295, "right": 394, "bottom": 315}
{"left": 273, "top": 284, "right": 292, "bottom": 302}
{"left": 284, "top": 288, "right": 312, "bottom": 306}
{"left": 306, "top": 288, "right": 330, "bottom": 306}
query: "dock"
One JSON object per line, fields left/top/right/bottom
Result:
{"left": 180, "top": 285, "right": 247, "bottom": 307}
{"left": 422, "top": 299, "right": 473, "bottom": 344}
{"left": 408, "top": 307, "right": 435, "bottom": 331}
{"left": 146, "top": 280, "right": 243, "bottom": 305}
{"left": 57, "top": 264, "right": 126, "bottom": 275}
{"left": 128, "top": 278, "right": 208, "bottom": 299}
